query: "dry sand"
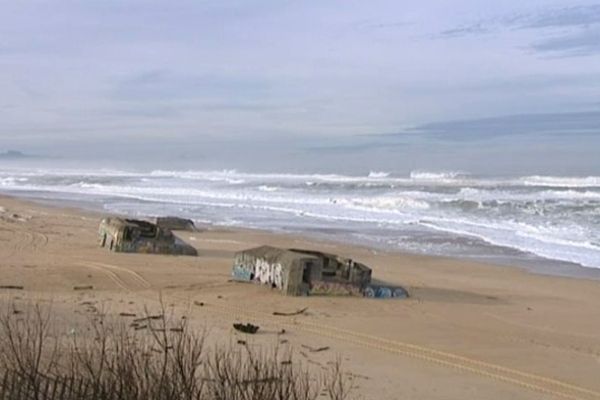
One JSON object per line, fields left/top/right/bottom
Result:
{"left": 1, "top": 194, "right": 599, "bottom": 400}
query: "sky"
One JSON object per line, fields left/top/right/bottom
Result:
{"left": 0, "top": 1, "right": 599, "bottom": 174}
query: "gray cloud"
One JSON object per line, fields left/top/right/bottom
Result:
{"left": 382, "top": 110, "right": 600, "bottom": 142}
{"left": 440, "top": 4, "right": 600, "bottom": 56}
{"left": 518, "top": 4, "right": 600, "bottom": 29}
{"left": 531, "top": 27, "right": 600, "bottom": 55}
{"left": 441, "top": 4, "right": 600, "bottom": 37}
{"left": 0, "top": 0, "right": 599, "bottom": 154}
{"left": 439, "top": 23, "right": 489, "bottom": 37}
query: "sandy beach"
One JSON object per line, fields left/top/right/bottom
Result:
{"left": 1, "top": 194, "right": 600, "bottom": 399}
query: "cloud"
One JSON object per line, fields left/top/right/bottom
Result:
{"left": 381, "top": 110, "right": 600, "bottom": 141}
{"left": 518, "top": 4, "right": 600, "bottom": 29}
{"left": 305, "top": 140, "right": 406, "bottom": 154}
{"left": 441, "top": 5, "right": 600, "bottom": 37}
{"left": 531, "top": 27, "right": 600, "bottom": 56}
{"left": 439, "top": 4, "right": 600, "bottom": 56}
{"left": 352, "top": 19, "right": 409, "bottom": 32}
{"left": 439, "top": 23, "right": 490, "bottom": 37}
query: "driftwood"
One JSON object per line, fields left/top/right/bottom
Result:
{"left": 133, "top": 315, "right": 163, "bottom": 323}
{"left": 119, "top": 312, "right": 136, "bottom": 317}
{"left": 273, "top": 307, "right": 308, "bottom": 316}
{"left": 0, "top": 285, "right": 23, "bottom": 290}
{"left": 73, "top": 285, "right": 93, "bottom": 291}
{"left": 301, "top": 344, "right": 330, "bottom": 353}
{"left": 133, "top": 325, "right": 148, "bottom": 331}
{"left": 233, "top": 323, "right": 259, "bottom": 334}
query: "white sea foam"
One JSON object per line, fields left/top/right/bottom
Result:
{"left": 409, "top": 170, "right": 465, "bottom": 180}
{"left": 1, "top": 167, "right": 598, "bottom": 269}
{"left": 258, "top": 185, "right": 278, "bottom": 192}
{"left": 420, "top": 217, "right": 600, "bottom": 268}
{"left": 368, "top": 171, "right": 390, "bottom": 178}
{"left": 340, "top": 196, "right": 431, "bottom": 211}
{"left": 521, "top": 175, "right": 600, "bottom": 188}
{"left": 456, "top": 187, "right": 600, "bottom": 201}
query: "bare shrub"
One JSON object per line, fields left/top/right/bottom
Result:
{"left": 325, "top": 357, "right": 354, "bottom": 400}
{"left": 0, "top": 302, "right": 60, "bottom": 393}
{"left": 0, "top": 301, "right": 353, "bottom": 400}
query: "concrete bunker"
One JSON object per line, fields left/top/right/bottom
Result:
{"left": 98, "top": 218, "right": 197, "bottom": 256}
{"left": 154, "top": 216, "right": 196, "bottom": 232}
{"left": 232, "top": 246, "right": 322, "bottom": 296}
{"left": 232, "top": 246, "right": 405, "bottom": 298}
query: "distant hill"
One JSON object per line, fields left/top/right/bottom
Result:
{"left": 0, "top": 150, "right": 33, "bottom": 159}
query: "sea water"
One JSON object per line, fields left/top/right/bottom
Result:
{"left": 1, "top": 165, "right": 599, "bottom": 273}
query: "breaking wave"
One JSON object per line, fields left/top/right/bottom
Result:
{"left": 521, "top": 175, "right": 600, "bottom": 188}
{"left": 409, "top": 170, "right": 466, "bottom": 180}
{"left": 367, "top": 171, "right": 390, "bottom": 178}
{"left": 0, "top": 166, "right": 598, "bottom": 270}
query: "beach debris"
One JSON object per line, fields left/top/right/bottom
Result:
{"left": 73, "top": 285, "right": 94, "bottom": 291}
{"left": 363, "top": 285, "right": 409, "bottom": 299}
{"left": 119, "top": 312, "right": 137, "bottom": 317}
{"left": 5, "top": 213, "right": 30, "bottom": 222}
{"left": 237, "top": 340, "right": 247, "bottom": 345}
{"left": 301, "top": 344, "right": 330, "bottom": 353}
{"left": 233, "top": 323, "right": 259, "bottom": 334}
{"left": 169, "top": 327, "right": 184, "bottom": 333}
{"left": 133, "top": 314, "right": 163, "bottom": 323}
{"left": 133, "top": 324, "right": 148, "bottom": 331}
{"left": 273, "top": 307, "right": 308, "bottom": 316}
{"left": 0, "top": 285, "right": 24, "bottom": 290}
{"left": 194, "top": 301, "right": 205, "bottom": 307}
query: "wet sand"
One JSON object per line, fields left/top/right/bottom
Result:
{"left": 1, "top": 194, "right": 600, "bottom": 400}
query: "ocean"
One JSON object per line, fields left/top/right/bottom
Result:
{"left": 1, "top": 165, "right": 599, "bottom": 274}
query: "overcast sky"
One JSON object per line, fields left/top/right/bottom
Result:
{"left": 0, "top": 1, "right": 599, "bottom": 169}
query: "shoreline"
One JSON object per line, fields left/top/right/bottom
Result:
{"left": 6, "top": 190, "right": 600, "bottom": 282}
{"left": 2, "top": 194, "right": 600, "bottom": 399}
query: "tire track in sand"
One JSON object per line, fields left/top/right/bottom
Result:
{"left": 175, "top": 298, "right": 600, "bottom": 400}
{"left": 67, "top": 260, "right": 600, "bottom": 400}
{"left": 78, "top": 261, "right": 151, "bottom": 291}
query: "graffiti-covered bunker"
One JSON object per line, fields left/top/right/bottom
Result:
{"left": 232, "top": 245, "right": 406, "bottom": 298}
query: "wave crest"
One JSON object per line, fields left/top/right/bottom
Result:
{"left": 521, "top": 175, "right": 600, "bottom": 188}
{"left": 409, "top": 170, "right": 466, "bottom": 180}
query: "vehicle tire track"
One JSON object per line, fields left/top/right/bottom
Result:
{"left": 181, "top": 299, "right": 600, "bottom": 400}
{"left": 88, "top": 262, "right": 151, "bottom": 289}
{"left": 79, "top": 261, "right": 151, "bottom": 291}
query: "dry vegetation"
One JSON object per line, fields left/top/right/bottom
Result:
{"left": 0, "top": 301, "right": 354, "bottom": 400}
